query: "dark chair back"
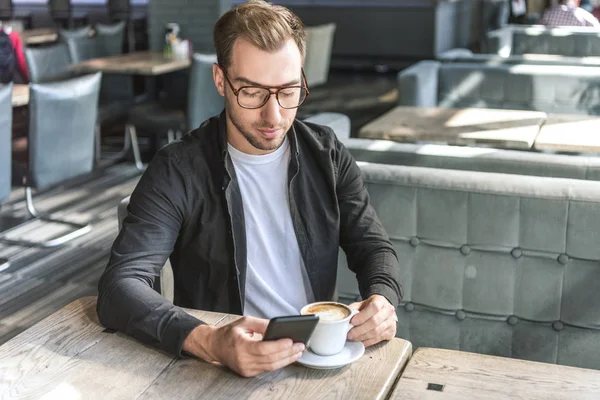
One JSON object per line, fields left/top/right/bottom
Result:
{"left": 24, "top": 43, "right": 71, "bottom": 83}
{"left": 0, "top": 82, "right": 11, "bottom": 206}
{"left": 0, "top": 0, "right": 13, "bottom": 18}
{"left": 94, "top": 22, "right": 133, "bottom": 103}
{"left": 187, "top": 53, "right": 224, "bottom": 130}
{"left": 62, "top": 35, "right": 98, "bottom": 63}
{"left": 27, "top": 73, "right": 101, "bottom": 189}
{"left": 48, "top": 0, "right": 71, "bottom": 16}
{"left": 107, "top": 0, "right": 130, "bottom": 21}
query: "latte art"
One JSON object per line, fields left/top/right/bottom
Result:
{"left": 304, "top": 303, "right": 350, "bottom": 322}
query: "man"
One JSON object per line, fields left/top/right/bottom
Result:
{"left": 97, "top": 0, "right": 402, "bottom": 378}
{"left": 539, "top": 0, "right": 600, "bottom": 27}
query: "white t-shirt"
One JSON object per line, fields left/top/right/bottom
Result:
{"left": 228, "top": 138, "right": 315, "bottom": 319}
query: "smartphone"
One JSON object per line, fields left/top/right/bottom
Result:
{"left": 262, "top": 314, "right": 319, "bottom": 344}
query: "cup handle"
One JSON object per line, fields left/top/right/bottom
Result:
{"left": 347, "top": 309, "right": 359, "bottom": 333}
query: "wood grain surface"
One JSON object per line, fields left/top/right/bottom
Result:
{"left": 534, "top": 114, "right": 600, "bottom": 153}
{"left": 21, "top": 28, "right": 58, "bottom": 45}
{"left": 0, "top": 297, "right": 412, "bottom": 400}
{"left": 390, "top": 347, "right": 600, "bottom": 400}
{"left": 359, "top": 106, "right": 546, "bottom": 150}
{"left": 11, "top": 84, "right": 29, "bottom": 107}
{"left": 69, "top": 51, "right": 191, "bottom": 76}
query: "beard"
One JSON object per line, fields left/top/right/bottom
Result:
{"left": 226, "top": 102, "right": 292, "bottom": 152}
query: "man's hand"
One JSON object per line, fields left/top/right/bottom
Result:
{"left": 347, "top": 294, "right": 398, "bottom": 348}
{"left": 183, "top": 316, "right": 305, "bottom": 377}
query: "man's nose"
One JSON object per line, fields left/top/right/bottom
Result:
{"left": 260, "top": 94, "right": 282, "bottom": 126}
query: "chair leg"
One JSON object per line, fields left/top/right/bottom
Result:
{"left": 0, "top": 187, "right": 92, "bottom": 248}
{"left": 127, "top": 124, "right": 144, "bottom": 171}
{"left": 94, "top": 123, "right": 102, "bottom": 165}
{"left": 0, "top": 257, "right": 9, "bottom": 272}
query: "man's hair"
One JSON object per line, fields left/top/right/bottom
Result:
{"left": 213, "top": 0, "right": 306, "bottom": 69}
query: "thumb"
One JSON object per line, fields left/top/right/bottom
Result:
{"left": 236, "top": 316, "right": 270, "bottom": 335}
{"left": 348, "top": 302, "right": 363, "bottom": 311}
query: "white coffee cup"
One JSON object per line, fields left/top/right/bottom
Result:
{"left": 300, "top": 301, "right": 359, "bottom": 357}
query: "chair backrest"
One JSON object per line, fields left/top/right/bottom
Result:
{"left": 27, "top": 73, "right": 101, "bottom": 189}
{"left": 107, "top": 0, "right": 130, "bottom": 19}
{"left": 48, "top": 0, "right": 71, "bottom": 16}
{"left": 437, "top": 62, "right": 600, "bottom": 115}
{"left": 57, "top": 25, "right": 92, "bottom": 41}
{"left": 0, "top": 83, "right": 11, "bottom": 206}
{"left": 303, "top": 23, "right": 336, "bottom": 87}
{"left": 512, "top": 28, "right": 600, "bottom": 57}
{"left": 24, "top": 43, "right": 71, "bottom": 83}
{"left": 0, "top": 0, "right": 13, "bottom": 17}
{"left": 62, "top": 35, "right": 98, "bottom": 63}
{"left": 186, "top": 53, "right": 224, "bottom": 130}
{"left": 337, "top": 162, "right": 600, "bottom": 370}
{"left": 303, "top": 112, "right": 351, "bottom": 139}
{"left": 95, "top": 21, "right": 125, "bottom": 57}
{"left": 343, "top": 138, "right": 600, "bottom": 180}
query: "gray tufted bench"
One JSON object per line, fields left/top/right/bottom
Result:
{"left": 337, "top": 162, "right": 600, "bottom": 370}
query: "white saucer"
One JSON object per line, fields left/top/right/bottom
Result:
{"left": 297, "top": 341, "right": 365, "bottom": 370}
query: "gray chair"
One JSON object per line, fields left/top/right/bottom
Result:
{"left": 398, "top": 60, "right": 600, "bottom": 116}
{"left": 303, "top": 23, "right": 336, "bottom": 87}
{"left": 0, "top": 83, "right": 11, "bottom": 270}
{"left": 48, "top": 0, "right": 88, "bottom": 30}
{"left": 126, "top": 53, "right": 224, "bottom": 170}
{"left": 118, "top": 196, "right": 174, "bottom": 303}
{"left": 24, "top": 43, "right": 73, "bottom": 83}
{"left": 57, "top": 25, "right": 92, "bottom": 42}
{"left": 337, "top": 162, "right": 600, "bottom": 370}
{"left": 106, "top": 1, "right": 142, "bottom": 52}
{"left": 304, "top": 112, "right": 351, "bottom": 139}
{"left": 438, "top": 48, "right": 600, "bottom": 68}
{"left": 343, "top": 138, "right": 600, "bottom": 180}
{"left": 4, "top": 73, "right": 102, "bottom": 248}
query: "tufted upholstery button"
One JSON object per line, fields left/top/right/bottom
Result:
{"left": 460, "top": 245, "right": 471, "bottom": 255}
{"left": 507, "top": 315, "right": 519, "bottom": 326}
{"left": 511, "top": 248, "right": 523, "bottom": 259}
{"left": 553, "top": 321, "right": 564, "bottom": 331}
{"left": 404, "top": 302, "right": 415, "bottom": 312}
{"left": 455, "top": 310, "right": 466, "bottom": 321}
{"left": 557, "top": 254, "right": 569, "bottom": 265}
{"left": 410, "top": 237, "right": 420, "bottom": 247}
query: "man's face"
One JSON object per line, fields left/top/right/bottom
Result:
{"left": 213, "top": 37, "right": 303, "bottom": 155}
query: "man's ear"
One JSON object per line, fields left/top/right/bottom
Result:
{"left": 213, "top": 63, "right": 225, "bottom": 97}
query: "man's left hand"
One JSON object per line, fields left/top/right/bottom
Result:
{"left": 347, "top": 294, "right": 398, "bottom": 348}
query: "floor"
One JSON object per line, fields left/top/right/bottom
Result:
{"left": 0, "top": 69, "right": 398, "bottom": 346}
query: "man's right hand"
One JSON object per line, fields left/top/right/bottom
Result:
{"left": 182, "top": 316, "right": 305, "bottom": 377}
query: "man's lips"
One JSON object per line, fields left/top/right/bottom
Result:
{"left": 257, "top": 128, "right": 282, "bottom": 138}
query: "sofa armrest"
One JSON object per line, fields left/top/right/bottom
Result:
{"left": 397, "top": 60, "right": 440, "bottom": 107}
{"left": 485, "top": 27, "right": 513, "bottom": 56}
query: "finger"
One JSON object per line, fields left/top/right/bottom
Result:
{"left": 348, "top": 301, "right": 362, "bottom": 311}
{"left": 256, "top": 348, "right": 305, "bottom": 372}
{"left": 248, "top": 337, "right": 295, "bottom": 357}
{"left": 351, "top": 299, "right": 393, "bottom": 326}
{"left": 348, "top": 307, "right": 392, "bottom": 340}
{"left": 362, "top": 325, "right": 396, "bottom": 348}
{"left": 254, "top": 342, "right": 305, "bottom": 365}
{"left": 351, "top": 314, "right": 396, "bottom": 342}
{"left": 235, "top": 316, "right": 270, "bottom": 335}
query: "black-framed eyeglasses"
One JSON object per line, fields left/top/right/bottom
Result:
{"left": 218, "top": 65, "right": 309, "bottom": 110}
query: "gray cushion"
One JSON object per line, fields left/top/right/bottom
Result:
{"left": 337, "top": 163, "right": 600, "bottom": 369}
{"left": 24, "top": 43, "right": 73, "bottom": 83}
{"left": 25, "top": 73, "right": 101, "bottom": 190}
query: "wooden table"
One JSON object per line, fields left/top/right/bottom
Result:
{"left": 0, "top": 297, "right": 412, "bottom": 399}
{"left": 390, "top": 348, "right": 600, "bottom": 399}
{"left": 359, "top": 106, "right": 547, "bottom": 150}
{"left": 21, "top": 28, "right": 58, "bottom": 45}
{"left": 534, "top": 114, "right": 600, "bottom": 153}
{"left": 69, "top": 51, "right": 191, "bottom": 76}
{"left": 11, "top": 84, "right": 29, "bottom": 107}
